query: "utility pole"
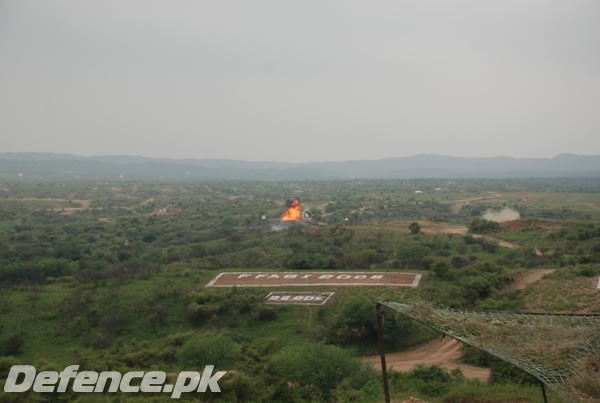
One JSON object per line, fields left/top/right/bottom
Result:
{"left": 540, "top": 380, "right": 548, "bottom": 403}
{"left": 376, "top": 302, "right": 391, "bottom": 403}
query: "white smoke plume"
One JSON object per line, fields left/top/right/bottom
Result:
{"left": 482, "top": 207, "right": 520, "bottom": 222}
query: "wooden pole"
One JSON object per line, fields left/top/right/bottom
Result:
{"left": 540, "top": 380, "right": 548, "bottom": 403}
{"left": 376, "top": 303, "right": 391, "bottom": 403}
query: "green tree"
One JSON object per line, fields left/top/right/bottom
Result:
{"left": 326, "top": 295, "right": 428, "bottom": 348}
{"left": 409, "top": 221, "right": 421, "bottom": 234}
{"left": 268, "top": 343, "right": 360, "bottom": 401}
{"left": 178, "top": 333, "right": 241, "bottom": 369}
{"left": 469, "top": 219, "right": 500, "bottom": 234}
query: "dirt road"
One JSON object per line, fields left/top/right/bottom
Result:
{"left": 357, "top": 220, "right": 523, "bottom": 251}
{"left": 1, "top": 197, "right": 92, "bottom": 213}
{"left": 471, "top": 234, "right": 520, "bottom": 249}
{"left": 363, "top": 338, "right": 490, "bottom": 381}
{"left": 447, "top": 192, "right": 502, "bottom": 214}
{"left": 509, "top": 269, "right": 556, "bottom": 290}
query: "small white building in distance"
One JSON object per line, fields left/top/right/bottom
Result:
{"left": 414, "top": 190, "right": 423, "bottom": 194}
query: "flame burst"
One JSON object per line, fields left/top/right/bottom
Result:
{"left": 282, "top": 198, "right": 303, "bottom": 221}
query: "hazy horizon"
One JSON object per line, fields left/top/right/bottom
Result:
{"left": 2, "top": 150, "right": 600, "bottom": 164}
{"left": 2, "top": 1, "right": 599, "bottom": 162}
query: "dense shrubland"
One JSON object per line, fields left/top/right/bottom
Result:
{"left": 1, "top": 179, "right": 599, "bottom": 401}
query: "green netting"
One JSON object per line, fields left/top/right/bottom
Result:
{"left": 379, "top": 301, "right": 600, "bottom": 402}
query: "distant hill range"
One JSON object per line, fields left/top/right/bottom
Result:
{"left": 1, "top": 153, "right": 599, "bottom": 180}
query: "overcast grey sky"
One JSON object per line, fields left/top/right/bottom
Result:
{"left": 1, "top": 1, "right": 599, "bottom": 162}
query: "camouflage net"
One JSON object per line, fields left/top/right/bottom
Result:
{"left": 379, "top": 301, "right": 600, "bottom": 403}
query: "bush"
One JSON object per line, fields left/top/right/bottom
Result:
{"left": 0, "top": 332, "right": 25, "bottom": 356}
{"left": 432, "top": 258, "right": 452, "bottom": 280}
{"left": 327, "top": 296, "right": 378, "bottom": 344}
{"left": 577, "top": 264, "right": 600, "bottom": 277}
{"left": 409, "top": 365, "right": 452, "bottom": 396}
{"left": 395, "top": 243, "right": 432, "bottom": 268}
{"left": 284, "top": 253, "right": 337, "bottom": 270}
{"left": 462, "top": 346, "right": 537, "bottom": 385}
{"left": 186, "top": 289, "right": 266, "bottom": 325}
{"left": 187, "top": 302, "right": 220, "bottom": 324}
{"left": 326, "top": 295, "right": 430, "bottom": 349}
{"left": 0, "top": 356, "right": 20, "bottom": 378}
{"left": 409, "top": 222, "right": 421, "bottom": 234}
{"left": 469, "top": 219, "right": 500, "bottom": 234}
{"left": 268, "top": 343, "right": 361, "bottom": 401}
{"left": 178, "top": 333, "right": 241, "bottom": 369}
{"left": 142, "top": 233, "right": 157, "bottom": 243}
{"left": 255, "top": 306, "right": 277, "bottom": 321}
{"left": 220, "top": 372, "right": 260, "bottom": 402}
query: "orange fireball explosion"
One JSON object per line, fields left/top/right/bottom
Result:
{"left": 281, "top": 198, "right": 303, "bottom": 221}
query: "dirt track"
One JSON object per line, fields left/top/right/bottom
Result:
{"left": 1, "top": 197, "right": 92, "bottom": 214}
{"left": 416, "top": 221, "right": 468, "bottom": 235}
{"left": 447, "top": 192, "right": 502, "bottom": 213}
{"left": 363, "top": 338, "right": 490, "bottom": 381}
{"left": 363, "top": 220, "right": 523, "bottom": 250}
{"left": 471, "top": 234, "right": 520, "bottom": 249}
{"left": 509, "top": 269, "right": 556, "bottom": 290}
{"left": 354, "top": 220, "right": 469, "bottom": 235}
{"left": 415, "top": 222, "right": 523, "bottom": 250}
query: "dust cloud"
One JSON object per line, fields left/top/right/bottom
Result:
{"left": 482, "top": 207, "right": 520, "bottom": 222}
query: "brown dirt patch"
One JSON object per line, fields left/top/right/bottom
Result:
{"left": 500, "top": 219, "right": 530, "bottom": 231}
{"left": 3, "top": 197, "right": 91, "bottom": 210}
{"left": 501, "top": 219, "right": 564, "bottom": 231}
{"left": 509, "top": 269, "right": 556, "bottom": 290}
{"left": 363, "top": 338, "right": 490, "bottom": 381}
{"left": 54, "top": 199, "right": 91, "bottom": 214}
{"left": 587, "top": 203, "right": 600, "bottom": 210}
{"left": 417, "top": 221, "right": 468, "bottom": 235}
{"left": 355, "top": 220, "right": 469, "bottom": 235}
{"left": 471, "top": 234, "right": 520, "bottom": 249}
{"left": 141, "top": 197, "right": 155, "bottom": 205}
{"left": 2, "top": 198, "right": 93, "bottom": 214}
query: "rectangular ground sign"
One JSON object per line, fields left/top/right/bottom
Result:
{"left": 206, "top": 272, "right": 421, "bottom": 288}
{"left": 265, "top": 292, "right": 335, "bottom": 305}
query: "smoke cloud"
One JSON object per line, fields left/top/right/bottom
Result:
{"left": 482, "top": 207, "right": 520, "bottom": 222}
